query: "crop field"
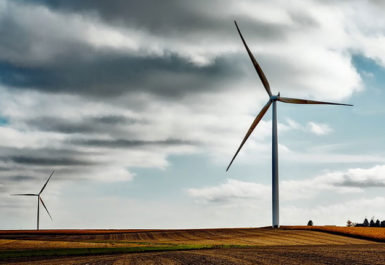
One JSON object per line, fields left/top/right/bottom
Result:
{"left": 0, "top": 227, "right": 384, "bottom": 264}
{"left": 284, "top": 225, "right": 385, "bottom": 241}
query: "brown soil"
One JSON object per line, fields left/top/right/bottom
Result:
{"left": 1, "top": 227, "right": 384, "bottom": 264}
{"left": 4, "top": 244, "right": 385, "bottom": 265}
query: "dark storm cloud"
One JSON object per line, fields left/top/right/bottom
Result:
{"left": 72, "top": 138, "right": 195, "bottom": 149}
{"left": 0, "top": 146, "right": 98, "bottom": 190}
{"left": 93, "top": 115, "right": 138, "bottom": 124}
{"left": 0, "top": 147, "right": 96, "bottom": 168}
{"left": 0, "top": 53, "right": 241, "bottom": 98}
{"left": 25, "top": 0, "right": 299, "bottom": 39}
{"left": 1, "top": 1, "right": 229, "bottom": 98}
{"left": 0, "top": 0, "right": 320, "bottom": 99}
{"left": 26, "top": 115, "right": 141, "bottom": 134}
{"left": 8, "top": 156, "right": 93, "bottom": 166}
{"left": 26, "top": 117, "right": 96, "bottom": 134}
{"left": 32, "top": 0, "right": 224, "bottom": 34}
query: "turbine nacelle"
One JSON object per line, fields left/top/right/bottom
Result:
{"left": 270, "top": 95, "right": 279, "bottom": 101}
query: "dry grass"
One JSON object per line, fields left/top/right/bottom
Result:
{"left": 0, "top": 227, "right": 375, "bottom": 251}
{"left": 283, "top": 226, "right": 385, "bottom": 242}
{"left": 0, "top": 239, "right": 146, "bottom": 251}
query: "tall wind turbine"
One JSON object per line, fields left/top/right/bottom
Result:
{"left": 227, "top": 21, "right": 353, "bottom": 228}
{"left": 12, "top": 170, "right": 55, "bottom": 230}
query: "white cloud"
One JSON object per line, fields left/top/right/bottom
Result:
{"left": 285, "top": 119, "right": 333, "bottom": 136}
{"left": 307, "top": 122, "right": 332, "bottom": 135}
{"left": 286, "top": 118, "right": 302, "bottom": 130}
{"left": 188, "top": 164, "right": 385, "bottom": 204}
{"left": 327, "top": 165, "right": 385, "bottom": 187}
{"left": 76, "top": 167, "right": 134, "bottom": 182}
{"left": 188, "top": 179, "right": 270, "bottom": 203}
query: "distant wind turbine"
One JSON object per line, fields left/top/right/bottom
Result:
{"left": 227, "top": 21, "right": 353, "bottom": 228}
{"left": 12, "top": 170, "right": 55, "bottom": 230}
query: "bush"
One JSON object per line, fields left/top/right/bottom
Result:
{"left": 307, "top": 220, "right": 313, "bottom": 226}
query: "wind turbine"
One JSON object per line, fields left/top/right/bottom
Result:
{"left": 226, "top": 21, "right": 352, "bottom": 228}
{"left": 12, "top": 170, "right": 55, "bottom": 230}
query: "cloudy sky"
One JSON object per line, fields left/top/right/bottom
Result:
{"left": 1, "top": 0, "right": 385, "bottom": 229}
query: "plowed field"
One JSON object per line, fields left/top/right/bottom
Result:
{"left": 0, "top": 227, "right": 384, "bottom": 264}
{"left": 8, "top": 244, "right": 385, "bottom": 265}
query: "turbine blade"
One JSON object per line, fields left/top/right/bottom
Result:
{"left": 278, "top": 97, "right": 353, "bottom": 106}
{"left": 39, "top": 170, "right": 55, "bottom": 195}
{"left": 11, "top": 194, "right": 38, "bottom": 196}
{"left": 234, "top": 20, "right": 272, "bottom": 97}
{"left": 39, "top": 197, "right": 52, "bottom": 221}
{"left": 226, "top": 100, "right": 272, "bottom": 171}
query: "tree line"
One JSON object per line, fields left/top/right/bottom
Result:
{"left": 347, "top": 218, "right": 385, "bottom": 227}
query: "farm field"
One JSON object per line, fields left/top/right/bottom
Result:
{"left": 284, "top": 225, "right": 385, "bottom": 241}
{"left": 6, "top": 244, "right": 385, "bottom": 265}
{"left": 0, "top": 227, "right": 384, "bottom": 264}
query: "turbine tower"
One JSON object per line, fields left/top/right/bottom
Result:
{"left": 227, "top": 21, "right": 352, "bottom": 228}
{"left": 12, "top": 170, "right": 55, "bottom": 230}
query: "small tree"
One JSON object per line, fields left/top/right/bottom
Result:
{"left": 376, "top": 219, "right": 381, "bottom": 227}
{"left": 370, "top": 219, "right": 375, "bottom": 227}
{"left": 381, "top": 220, "right": 385, "bottom": 227}
{"left": 363, "top": 218, "right": 369, "bottom": 227}
{"left": 346, "top": 220, "right": 353, "bottom": 227}
{"left": 307, "top": 220, "right": 313, "bottom": 226}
